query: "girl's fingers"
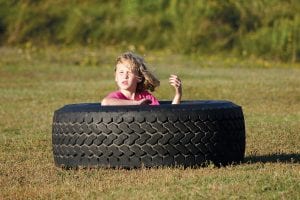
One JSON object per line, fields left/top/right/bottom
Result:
{"left": 169, "top": 77, "right": 181, "bottom": 83}
{"left": 169, "top": 75, "right": 181, "bottom": 80}
{"left": 170, "top": 74, "right": 179, "bottom": 79}
{"left": 169, "top": 74, "right": 182, "bottom": 88}
{"left": 170, "top": 78, "right": 181, "bottom": 83}
{"left": 169, "top": 80, "right": 182, "bottom": 88}
{"left": 169, "top": 82, "right": 181, "bottom": 88}
{"left": 169, "top": 78, "right": 180, "bottom": 83}
{"left": 169, "top": 77, "right": 180, "bottom": 82}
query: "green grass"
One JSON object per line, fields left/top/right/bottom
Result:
{"left": 0, "top": 47, "right": 299, "bottom": 199}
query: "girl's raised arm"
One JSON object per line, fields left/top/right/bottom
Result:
{"left": 169, "top": 74, "right": 182, "bottom": 104}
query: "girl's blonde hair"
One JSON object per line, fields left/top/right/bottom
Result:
{"left": 116, "top": 52, "right": 160, "bottom": 92}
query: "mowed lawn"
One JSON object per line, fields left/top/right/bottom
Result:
{"left": 0, "top": 48, "right": 299, "bottom": 199}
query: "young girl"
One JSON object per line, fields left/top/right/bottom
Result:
{"left": 101, "top": 52, "right": 182, "bottom": 106}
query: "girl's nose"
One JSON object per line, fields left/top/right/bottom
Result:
{"left": 125, "top": 72, "right": 129, "bottom": 79}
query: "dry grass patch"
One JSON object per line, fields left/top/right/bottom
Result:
{"left": 0, "top": 48, "right": 299, "bottom": 199}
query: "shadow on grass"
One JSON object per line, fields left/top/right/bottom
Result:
{"left": 245, "top": 153, "right": 300, "bottom": 164}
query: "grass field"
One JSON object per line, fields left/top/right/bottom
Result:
{"left": 0, "top": 47, "right": 299, "bottom": 199}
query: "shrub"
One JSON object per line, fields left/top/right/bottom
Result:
{"left": 0, "top": 0, "right": 299, "bottom": 62}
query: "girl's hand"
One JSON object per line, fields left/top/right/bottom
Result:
{"left": 169, "top": 74, "right": 182, "bottom": 104}
{"left": 169, "top": 74, "right": 182, "bottom": 94}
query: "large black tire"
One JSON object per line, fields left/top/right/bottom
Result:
{"left": 52, "top": 101, "right": 246, "bottom": 168}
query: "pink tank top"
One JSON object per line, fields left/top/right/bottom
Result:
{"left": 106, "top": 91, "right": 160, "bottom": 105}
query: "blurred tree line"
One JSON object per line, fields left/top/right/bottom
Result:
{"left": 0, "top": 0, "right": 299, "bottom": 62}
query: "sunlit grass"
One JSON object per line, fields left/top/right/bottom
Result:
{"left": 0, "top": 47, "right": 299, "bottom": 199}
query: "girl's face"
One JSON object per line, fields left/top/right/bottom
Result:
{"left": 115, "top": 60, "right": 140, "bottom": 92}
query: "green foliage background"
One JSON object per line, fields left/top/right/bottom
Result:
{"left": 0, "top": 0, "right": 300, "bottom": 62}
